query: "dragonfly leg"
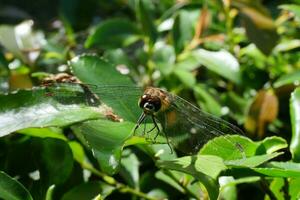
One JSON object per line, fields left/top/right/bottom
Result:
{"left": 165, "top": 137, "right": 173, "bottom": 154}
{"left": 151, "top": 116, "right": 161, "bottom": 141}
{"left": 143, "top": 118, "right": 147, "bottom": 137}
{"left": 134, "top": 112, "right": 146, "bottom": 135}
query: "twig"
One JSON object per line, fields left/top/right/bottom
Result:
{"left": 82, "top": 162, "right": 157, "bottom": 200}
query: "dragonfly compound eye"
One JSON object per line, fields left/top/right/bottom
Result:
{"left": 139, "top": 95, "right": 162, "bottom": 114}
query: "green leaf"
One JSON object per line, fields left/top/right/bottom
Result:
{"left": 157, "top": 155, "right": 226, "bottom": 180}
{"left": 136, "top": 0, "right": 157, "bottom": 45}
{"left": 152, "top": 44, "right": 175, "bottom": 75}
{"left": 0, "top": 21, "right": 44, "bottom": 63}
{"left": 226, "top": 152, "right": 283, "bottom": 168}
{"left": 0, "top": 171, "right": 33, "bottom": 200}
{"left": 72, "top": 120, "right": 134, "bottom": 174}
{"left": 45, "top": 185, "right": 55, "bottom": 200}
{"left": 157, "top": 155, "right": 221, "bottom": 200}
{"left": 274, "top": 70, "right": 300, "bottom": 88}
{"left": 269, "top": 178, "right": 285, "bottom": 200}
{"left": 193, "top": 84, "right": 222, "bottom": 117}
{"left": 256, "top": 136, "right": 288, "bottom": 154}
{"left": 172, "top": 10, "right": 196, "bottom": 54}
{"left": 17, "top": 127, "right": 66, "bottom": 140}
{"left": 273, "top": 39, "right": 300, "bottom": 53}
{"left": 69, "top": 55, "right": 134, "bottom": 86}
{"left": 155, "top": 171, "right": 184, "bottom": 193}
{"left": 190, "top": 49, "right": 241, "bottom": 84}
{"left": 290, "top": 87, "right": 300, "bottom": 162}
{"left": 253, "top": 161, "right": 300, "bottom": 178}
{"left": 289, "top": 178, "right": 300, "bottom": 200}
{"left": 173, "top": 68, "right": 196, "bottom": 88}
{"left": 219, "top": 177, "right": 237, "bottom": 200}
{"left": 0, "top": 52, "right": 9, "bottom": 93}
{"left": 85, "top": 18, "right": 139, "bottom": 49}
{"left": 120, "top": 149, "right": 139, "bottom": 188}
{"left": 61, "top": 181, "right": 114, "bottom": 200}
{"left": 175, "top": 52, "right": 202, "bottom": 71}
{"left": 69, "top": 55, "right": 141, "bottom": 122}
{"left": 201, "top": 135, "right": 287, "bottom": 161}
{"left": 280, "top": 4, "right": 300, "bottom": 19}
{"left": 68, "top": 141, "right": 86, "bottom": 164}
{"left": 0, "top": 86, "right": 102, "bottom": 137}
{"left": 103, "top": 49, "right": 133, "bottom": 69}
{"left": 32, "top": 138, "right": 74, "bottom": 185}
{"left": 200, "top": 135, "right": 257, "bottom": 160}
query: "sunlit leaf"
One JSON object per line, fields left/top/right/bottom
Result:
{"left": 45, "top": 185, "right": 55, "bottom": 200}
{"left": 273, "top": 39, "right": 300, "bottom": 53}
{"left": 0, "top": 86, "right": 102, "bottom": 137}
{"left": 253, "top": 161, "right": 300, "bottom": 177}
{"left": 226, "top": 152, "right": 282, "bottom": 168}
{"left": 274, "top": 70, "right": 300, "bottom": 88}
{"left": 280, "top": 4, "right": 300, "bottom": 19}
{"left": 200, "top": 135, "right": 257, "bottom": 160}
{"left": 157, "top": 155, "right": 226, "bottom": 179}
{"left": 219, "top": 177, "right": 237, "bottom": 200}
{"left": 189, "top": 49, "right": 241, "bottom": 84}
{"left": 289, "top": 178, "right": 300, "bottom": 200}
{"left": 0, "top": 20, "right": 44, "bottom": 63}
{"left": 290, "top": 87, "right": 300, "bottom": 162}
{"left": 257, "top": 136, "right": 288, "bottom": 155}
{"left": 157, "top": 155, "right": 221, "bottom": 200}
{"left": 269, "top": 178, "right": 285, "bottom": 200}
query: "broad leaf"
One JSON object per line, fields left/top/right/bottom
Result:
{"left": 274, "top": 70, "right": 300, "bottom": 88}
{"left": 188, "top": 49, "right": 241, "bottom": 84}
{"left": 85, "top": 18, "right": 139, "bottom": 49}
{"left": 72, "top": 120, "right": 134, "bottom": 174}
{"left": 136, "top": 0, "right": 157, "bottom": 46}
{"left": 290, "top": 87, "right": 300, "bottom": 162}
{"left": 157, "top": 155, "right": 222, "bottom": 200}
{"left": 61, "top": 181, "right": 114, "bottom": 200}
{"left": 253, "top": 162, "right": 300, "bottom": 178}
{"left": 0, "top": 86, "right": 102, "bottom": 137}
{"left": 69, "top": 55, "right": 141, "bottom": 122}
{"left": 0, "top": 171, "right": 33, "bottom": 200}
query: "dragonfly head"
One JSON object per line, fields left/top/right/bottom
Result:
{"left": 139, "top": 94, "right": 161, "bottom": 115}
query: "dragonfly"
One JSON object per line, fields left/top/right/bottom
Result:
{"left": 39, "top": 79, "right": 245, "bottom": 156}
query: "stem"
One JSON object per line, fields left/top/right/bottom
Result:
{"left": 163, "top": 170, "right": 200, "bottom": 200}
{"left": 82, "top": 162, "right": 156, "bottom": 200}
{"left": 260, "top": 178, "right": 276, "bottom": 200}
{"left": 222, "top": 0, "right": 235, "bottom": 51}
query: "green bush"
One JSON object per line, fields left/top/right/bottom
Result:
{"left": 1, "top": 0, "right": 300, "bottom": 199}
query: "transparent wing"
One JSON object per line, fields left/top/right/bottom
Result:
{"left": 156, "top": 92, "right": 245, "bottom": 155}
{"left": 42, "top": 83, "right": 143, "bottom": 122}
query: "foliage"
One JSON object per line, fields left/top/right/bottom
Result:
{"left": 1, "top": 0, "right": 300, "bottom": 199}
